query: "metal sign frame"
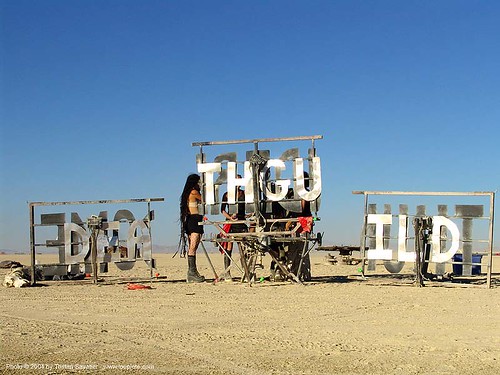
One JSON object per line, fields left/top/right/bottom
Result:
{"left": 194, "top": 135, "right": 323, "bottom": 283}
{"left": 28, "top": 198, "right": 164, "bottom": 285}
{"left": 353, "top": 191, "right": 496, "bottom": 288}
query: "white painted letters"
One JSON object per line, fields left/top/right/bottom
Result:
{"left": 367, "top": 214, "right": 460, "bottom": 263}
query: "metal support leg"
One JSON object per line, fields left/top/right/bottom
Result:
{"left": 238, "top": 242, "right": 252, "bottom": 284}
{"left": 216, "top": 242, "right": 243, "bottom": 274}
{"left": 268, "top": 250, "right": 303, "bottom": 285}
{"left": 296, "top": 238, "right": 309, "bottom": 281}
{"left": 200, "top": 241, "right": 219, "bottom": 281}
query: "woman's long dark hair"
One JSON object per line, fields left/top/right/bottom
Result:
{"left": 179, "top": 174, "right": 201, "bottom": 255}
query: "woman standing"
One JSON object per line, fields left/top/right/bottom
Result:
{"left": 179, "top": 174, "right": 205, "bottom": 283}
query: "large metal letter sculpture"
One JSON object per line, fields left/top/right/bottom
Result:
{"left": 354, "top": 191, "right": 495, "bottom": 288}
{"left": 29, "top": 198, "right": 163, "bottom": 284}
{"left": 192, "top": 136, "right": 323, "bottom": 283}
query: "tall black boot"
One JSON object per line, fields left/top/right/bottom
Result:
{"left": 187, "top": 255, "right": 205, "bottom": 283}
{"left": 223, "top": 250, "right": 232, "bottom": 281}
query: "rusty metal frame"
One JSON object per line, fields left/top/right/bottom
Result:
{"left": 29, "top": 198, "right": 164, "bottom": 285}
{"left": 353, "top": 191, "right": 496, "bottom": 288}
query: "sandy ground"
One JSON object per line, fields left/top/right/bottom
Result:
{"left": 1, "top": 251, "right": 499, "bottom": 375}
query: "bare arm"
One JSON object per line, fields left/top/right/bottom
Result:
{"left": 221, "top": 193, "right": 236, "bottom": 220}
{"left": 190, "top": 189, "right": 202, "bottom": 202}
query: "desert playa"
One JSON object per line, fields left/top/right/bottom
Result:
{"left": 1, "top": 252, "right": 499, "bottom": 375}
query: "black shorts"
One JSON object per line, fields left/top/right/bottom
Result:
{"left": 229, "top": 223, "right": 248, "bottom": 233}
{"left": 186, "top": 214, "right": 204, "bottom": 234}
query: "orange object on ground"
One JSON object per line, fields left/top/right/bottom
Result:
{"left": 127, "top": 283, "right": 152, "bottom": 290}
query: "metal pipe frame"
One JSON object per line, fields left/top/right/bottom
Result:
{"left": 192, "top": 135, "right": 323, "bottom": 147}
{"left": 29, "top": 198, "right": 164, "bottom": 207}
{"left": 353, "top": 191, "right": 493, "bottom": 197}
{"left": 353, "top": 191, "right": 496, "bottom": 288}
{"left": 194, "top": 136, "right": 322, "bottom": 284}
{"left": 487, "top": 192, "right": 496, "bottom": 288}
{"left": 28, "top": 198, "right": 164, "bottom": 286}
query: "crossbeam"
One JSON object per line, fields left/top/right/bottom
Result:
{"left": 192, "top": 135, "right": 323, "bottom": 147}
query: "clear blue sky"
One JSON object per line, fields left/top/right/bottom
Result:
{"left": 1, "top": 0, "right": 499, "bottom": 251}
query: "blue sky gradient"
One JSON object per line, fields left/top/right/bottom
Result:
{"left": 1, "top": 0, "right": 499, "bottom": 250}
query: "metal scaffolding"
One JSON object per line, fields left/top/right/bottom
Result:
{"left": 353, "top": 191, "right": 496, "bottom": 288}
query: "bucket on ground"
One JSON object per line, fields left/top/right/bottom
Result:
{"left": 452, "top": 254, "right": 483, "bottom": 275}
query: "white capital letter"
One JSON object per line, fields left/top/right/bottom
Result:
{"left": 398, "top": 215, "right": 415, "bottom": 261}
{"left": 294, "top": 157, "right": 322, "bottom": 201}
{"left": 431, "top": 216, "right": 460, "bottom": 263}
{"left": 367, "top": 214, "right": 393, "bottom": 260}
{"left": 261, "top": 159, "right": 290, "bottom": 201}
{"left": 197, "top": 162, "right": 221, "bottom": 205}
{"left": 64, "top": 223, "right": 89, "bottom": 264}
{"left": 127, "top": 220, "right": 152, "bottom": 261}
{"left": 227, "top": 162, "right": 253, "bottom": 203}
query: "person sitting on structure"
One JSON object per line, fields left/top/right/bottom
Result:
{"left": 220, "top": 176, "right": 247, "bottom": 280}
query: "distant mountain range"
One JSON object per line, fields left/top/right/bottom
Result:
{"left": 153, "top": 245, "right": 179, "bottom": 253}
{"left": 1, "top": 245, "right": 184, "bottom": 255}
{"left": 0, "top": 249, "right": 28, "bottom": 255}
{"left": 3, "top": 243, "right": 498, "bottom": 256}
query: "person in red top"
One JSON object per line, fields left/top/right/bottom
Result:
{"left": 220, "top": 178, "right": 247, "bottom": 280}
